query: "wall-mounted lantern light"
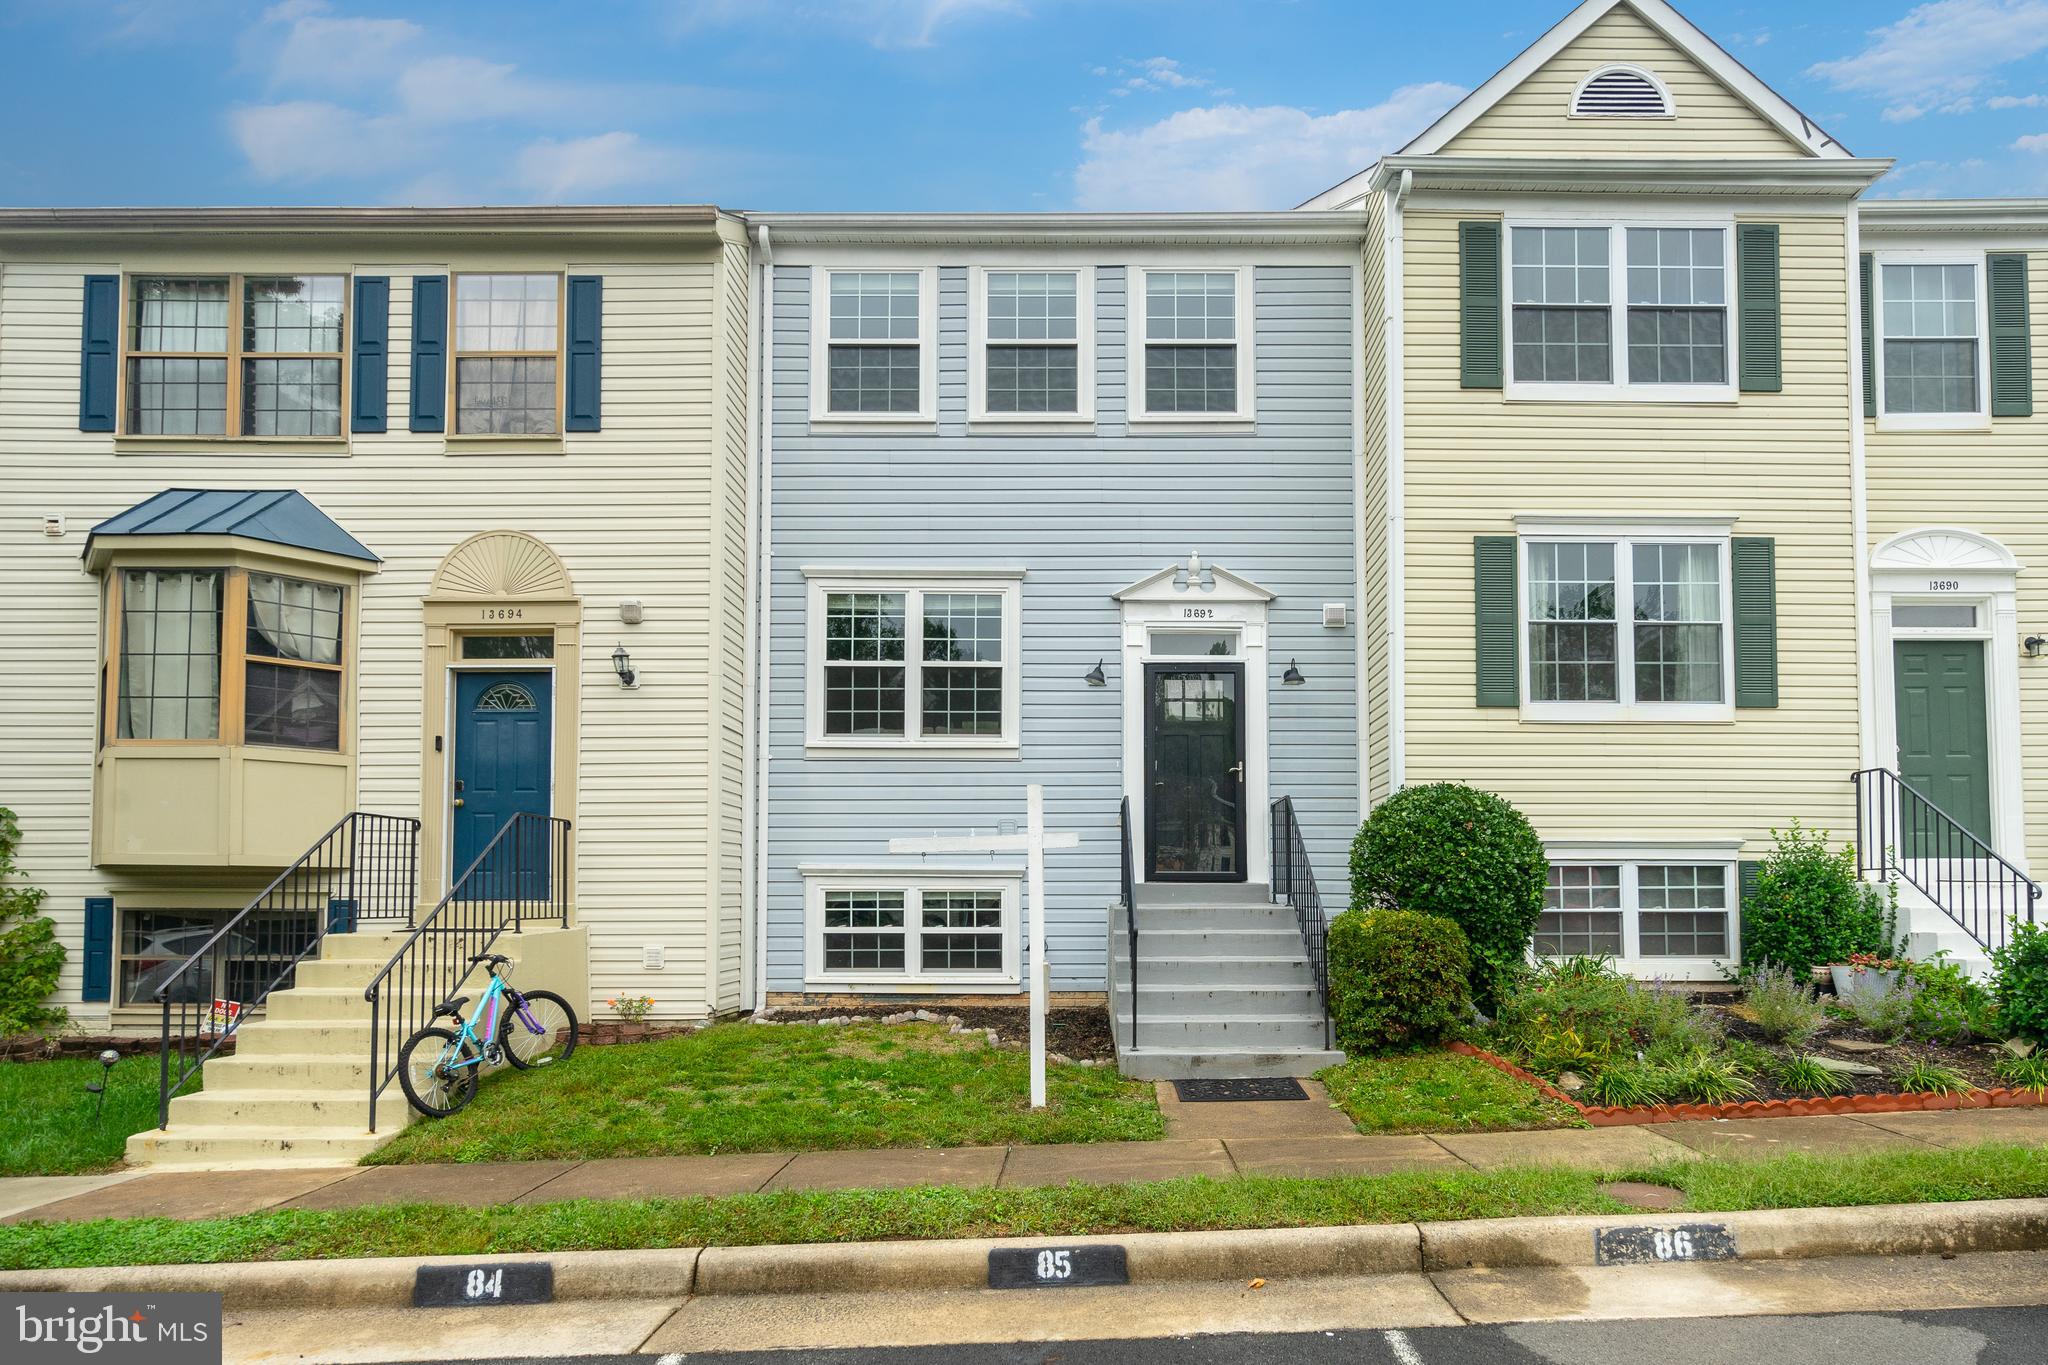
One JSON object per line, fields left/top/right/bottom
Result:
{"left": 1084, "top": 659, "right": 1107, "bottom": 687}
{"left": 1282, "top": 659, "right": 1306, "bottom": 686}
{"left": 2028, "top": 635, "right": 2045, "bottom": 659}
{"left": 612, "top": 644, "right": 638, "bottom": 689}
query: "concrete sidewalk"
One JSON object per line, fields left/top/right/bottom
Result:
{"left": 6, "top": 1103, "right": 2046, "bottom": 1227}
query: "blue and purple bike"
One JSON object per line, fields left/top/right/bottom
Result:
{"left": 398, "top": 952, "right": 579, "bottom": 1118}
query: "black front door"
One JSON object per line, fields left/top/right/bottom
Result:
{"left": 1145, "top": 664, "right": 1246, "bottom": 883}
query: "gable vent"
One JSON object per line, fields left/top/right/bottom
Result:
{"left": 1571, "top": 66, "right": 1672, "bottom": 118}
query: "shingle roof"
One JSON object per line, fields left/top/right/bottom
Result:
{"left": 85, "top": 489, "right": 379, "bottom": 564}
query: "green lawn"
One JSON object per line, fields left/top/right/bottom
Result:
{"left": 368, "top": 1021, "right": 1163, "bottom": 1164}
{"left": 1318, "top": 1049, "right": 1586, "bottom": 1134}
{"left": 8, "top": 1143, "right": 2046, "bottom": 1269}
{"left": 0, "top": 1055, "right": 184, "bottom": 1177}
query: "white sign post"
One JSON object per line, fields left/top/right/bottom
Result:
{"left": 889, "top": 783, "right": 1076, "bottom": 1108}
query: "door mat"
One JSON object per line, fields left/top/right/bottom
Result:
{"left": 1172, "top": 1077, "right": 1308, "bottom": 1103}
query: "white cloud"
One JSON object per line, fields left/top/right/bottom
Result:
{"left": 2017, "top": 132, "right": 2048, "bottom": 150}
{"left": 1992, "top": 93, "right": 2048, "bottom": 107}
{"left": 228, "top": 100, "right": 419, "bottom": 181}
{"left": 668, "top": 0, "right": 1020, "bottom": 48}
{"left": 393, "top": 56, "right": 575, "bottom": 123}
{"left": 1074, "top": 83, "right": 1466, "bottom": 211}
{"left": 514, "top": 132, "right": 683, "bottom": 199}
{"left": 1808, "top": 1, "right": 2048, "bottom": 122}
{"left": 257, "top": 1, "right": 420, "bottom": 90}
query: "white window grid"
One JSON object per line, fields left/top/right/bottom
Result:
{"left": 1874, "top": 254, "right": 1989, "bottom": 428}
{"left": 968, "top": 266, "right": 1096, "bottom": 423}
{"left": 1519, "top": 533, "right": 1734, "bottom": 722}
{"left": 804, "top": 575, "right": 1022, "bottom": 752}
{"left": 1130, "top": 266, "right": 1254, "bottom": 422}
{"left": 804, "top": 877, "right": 1020, "bottom": 986}
{"left": 1536, "top": 861, "right": 1737, "bottom": 969}
{"left": 809, "top": 266, "right": 938, "bottom": 423}
{"left": 1504, "top": 218, "right": 1736, "bottom": 403}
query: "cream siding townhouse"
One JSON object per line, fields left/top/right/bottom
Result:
{"left": 0, "top": 206, "right": 757, "bottom": 1160}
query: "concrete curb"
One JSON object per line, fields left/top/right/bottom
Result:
{"left": 4, "top": 1199, "right": 2045, "bottom": 1307}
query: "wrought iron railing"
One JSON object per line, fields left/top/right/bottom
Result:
{"left": 1118, "top": 794, "right": 1139, "bottom": 1051}
{"left": 154, "top": 811, "right": 420, "bottom": 1128}
{"left": 1270, "top": 796, "right": 1332, "bottom": 1051}
{"left": 362, "top": 812, "right": 571, "bottom": 1131}
{"left": 1852, "top": 767, "right": 2039, "bottom": 954}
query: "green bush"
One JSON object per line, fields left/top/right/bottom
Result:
{"left": 1326, "top": 909, "right": 1473, "bottom": 1055}
{"left": 1349, "top": 783, "right": 1546, "bottom": 1010}
{"left": 1905, "top": 953, "right": 1999, "bottom": 1044}
{"left": 1741, "top": 962, "right": 1826, "bottom": 1045}
{"left": 0, "top": 808, "right": 66, "bottom": 1039}
{"left": 1991, "top": 920, "right": 2048, "bottom": 1043}
{"left": 1488, "top": 957, "right": 1716, "bottom": 1080}
{"left": 1741, "top": 821, "right": 1900, "bottom": 978}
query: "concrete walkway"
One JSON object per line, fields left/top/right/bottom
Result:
{"left": 6, "top": 1106, "right": 2045, "bottom": 1227}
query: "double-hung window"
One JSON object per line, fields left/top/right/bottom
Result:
{"left": 1522, "top": 531, "right": 1731, "bottom": 718}
{"left": 1877, "top": 259, "right": 1986, "bottom": 424}
{"left": 815, "top": 267, "right": 935, "bottom": 420}
{"left": 971, "top": 268, "right": 1093, "bottom": 420}
{"left": 123, "top": 274, "right": 346, "bottom": 437}
{"left": 1537, "top": 859, "right": 1736, "bottom": 970}
{"left": 1508, "top": 224, "right": 1732, "bottom": 398}
{"left": 807, "top": 877, "right": 1018, "bottom": 986}
{"left": 453, "top": 273, "right": 561, "bottom": 435}
{"left": 805, "top": 573, "right": 1020, "bottom": 750}
{"left": 1134, "top": 268, "right": 1251, "bottom": 419}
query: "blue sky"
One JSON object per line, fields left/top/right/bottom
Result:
{"left": 3, "top": 1, "right": 2048, "bottom": 210}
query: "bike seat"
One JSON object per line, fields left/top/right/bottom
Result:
{"left": 432, "top": 996, "right": 469, "bottom": 1019}
{"left": 468, "top": 953, "right": 510, "bottom": 966}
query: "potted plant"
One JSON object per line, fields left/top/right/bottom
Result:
{"left": 1830, "top": 951, "right": 1908, "bottom": 1006}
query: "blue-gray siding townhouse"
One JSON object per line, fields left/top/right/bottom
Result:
{"left": 751, "top": 213, "right": 1369, "bottom": 1076}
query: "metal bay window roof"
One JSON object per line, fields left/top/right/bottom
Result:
{"left": 85, "top": 489, "right": 379, "bottom": 565}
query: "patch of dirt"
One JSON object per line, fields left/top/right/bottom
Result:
{"left": 767, "top": 1005, "right": 1119, "bottom": 1062}
{"left": 826, "top": 1026, "right": 984, "bottom": 1061}
{"left": 1707, "top": 1004, "right": 2009, "bottom": 1100}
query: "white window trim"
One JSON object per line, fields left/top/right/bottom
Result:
{"left": 1518, "top": 526, "right": 1736, "bottom": 723}
{"left": 1872, "top": 250, "right": 1992, "bottom": 432}
{"left": 808, "top": 264, "right": 940, "bottom": 425}
{"left": 1128, "top": 264, "right": 1255, "bottom": 424}
{"left": 803, "top": 568, "right": 1023, "bottom": 755}
{"left": 1568, "top": 63, "right": 1676, "bottom": 120}
{"left": 1539, "top": 844, "right": 1741, "bottom": 980}
{"left": 802, "top": 870, "right": 1021, "bottom": 990}
{"left": 967, "top": 265, "right": 1096, "bottom": 425}
{"left": 1503, "top": 214, "right": 1737, "bottom": 405}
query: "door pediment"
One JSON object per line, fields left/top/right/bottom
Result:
{"left": 1114, "top": 553, "right": 1275, "bottom": 604}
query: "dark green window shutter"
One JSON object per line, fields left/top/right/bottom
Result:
{"left": 1736, "top": 224, "right": 1781, "bottom": 393}
{"left": 565, "top": 275, "right": 602, "bottom": 432}
{"left": 1859, "top": 253, "right": 1876, "bottom": 418}
{"left": 1732, "top": 536, "right": 1778, "bottom": 709}
{"left": 410, "top": 274, "right": 448, "bottom": 433}
{"left": 1737, "top": 860, "right": 1762, "bottom": 957}
{"left": 78, "top": 275, "right": 119, "bottom": 432}
{"left": 350, "top": 276, "right": 389, "bottom": 434}
{"left": 1460, "top": 221, "right": 1503, "bottom": 390}
{"left": 1474, "top": 536, "right": 1518, "bottom": 706}
{"left": 1989, "top": 253, "right": 2033, "bottom": 418}
{"left": 82, "top": 897, "right": 113, "bottom": 1003}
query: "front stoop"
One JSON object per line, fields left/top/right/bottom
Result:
{"left": 125, "top": 923, "right": 578, "bottom": 1169}
{"left": 1108, "top": 886, "right": 1345, "bottom": 1081}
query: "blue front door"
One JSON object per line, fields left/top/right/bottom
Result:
{"left": 452, "top": 671, "right": 554, "bottom": 894}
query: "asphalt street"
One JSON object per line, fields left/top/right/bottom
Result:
{"left": 365, "top": 1306, "right": 2048, "bottom": 1365}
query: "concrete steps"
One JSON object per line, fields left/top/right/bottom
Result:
{"left": 123, "top": 1124, "right": 390, "bottom": 1168}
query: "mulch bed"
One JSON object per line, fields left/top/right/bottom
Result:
{"left": 1710, "top": 1004, "right": 2009, "bottom": 1101}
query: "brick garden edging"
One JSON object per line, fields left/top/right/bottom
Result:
{"left": 1446, "top": 1039, "right": 2048, "bottom": 1126}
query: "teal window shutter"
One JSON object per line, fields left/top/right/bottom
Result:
{"left": 1474, "top": 536, "right": 1518, "bottom": 706}
{"left": 79, "top": 275, "right": 119, "bottom": 432}
{"left": 410, "top": 275, "right": 448, "bottom": 433}
{"left": 565, "top": 275, "right": 602, "bottom": 432}
{"left": 1732, "top": 537, "right": 1778, "bottom": 709}
{"left": 1989, "top": 253, "right": 2033, "bottom": 418}
{"left": 1859, "top": 253, "right": 1876, "bottom": 419}
{"left": 1736, "top": 224, "right": 1781, "bottom": 393}
{"left": 350, "top": 276, "right": 389, "bottom": 434}
{"left": 82, "top": 897, "right": 113, "bottom": 1003}
{"left": 1460, "top": 221, "right": 1503, "bottom": 390}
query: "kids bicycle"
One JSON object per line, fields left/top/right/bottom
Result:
{"left": 397, "top": 952, "right": 580, "bottom": 1118}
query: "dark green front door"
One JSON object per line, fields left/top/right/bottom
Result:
{"left": 1144, "top": 664, "right": 1246, "bottom": 883}
{"left": 1893, "top": 639, "right": 1993, "bottom": 852}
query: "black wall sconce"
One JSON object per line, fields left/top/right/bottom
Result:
{"left": 1282, "top": 659, "right": 1306, "bottom": 686}
{"left": 612, "top": 644, "right": 638, "bottom": 688}
{"left": 1084, "top": 659, "right": 1107, "bottom": 687}
{"left": 2027, "top": 636, "right": 2045, "bottom": 659}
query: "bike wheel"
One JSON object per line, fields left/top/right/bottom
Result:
{"left": 502, "top": 989, "right": 579, "bottom": 1069}
{"left": 398, "top": 1025, "right": 480, "bottom": 1118}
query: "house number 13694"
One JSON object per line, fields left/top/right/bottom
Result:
{"left": 479, "top": 607, "right": 524, "bottom": 620}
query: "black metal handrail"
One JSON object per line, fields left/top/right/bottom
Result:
{"left": 1852, "top": 766, "right": 2040, "bottom": 953}
{"left": 362, "top": 811, "right": 571, "bottom": 1131}
{"left": 155, "top": 811, "right": 420, "bottom": 1128}
{"left": 1118, "top": 795, "right": 1138, "bottom": 1051}
{"left": 1270, "top": 796, "right": 1332, "bottom": 1051}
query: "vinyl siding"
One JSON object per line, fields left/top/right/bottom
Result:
{"left": 1442, "top": 6, "right": 1808, "bottom": 159}
{"left": 1358, "top": 194, "right": 1394, "bottom": 805}
{"left": 1864, "top": 245, "right": 2048, "bottom": 871}
{"left": 765, "top": 259, "right": 1359, "bottom": 993}
{"left": 1398, "top": 210, "right": 1860, "bottom": 850}
{"left": 0, "top": 234, "right": 749, "bottom": 1025}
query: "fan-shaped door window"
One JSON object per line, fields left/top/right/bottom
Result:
{"left": 475, "top": 682, "right": 538, "bottom": 711}
{"left": 1572, "top": 66, "right": 1673, "bottom": 118}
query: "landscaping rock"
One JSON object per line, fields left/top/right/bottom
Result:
{"left": 2002, "top": 1039, "right": 2038, "bottom": 1059}
{"left": 1825, "top": 1038, "right": 1892, "bottom": 1055}
{"left": 1813, "top": 1055, "right": 1885, "bottom": 1077}
{"left": 1556, "top": 1071, "right": 1585, "bottom": 1093}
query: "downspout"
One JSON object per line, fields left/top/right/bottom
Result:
{"left": 748, "top": 223, "right": 774, "bottom": 1013}
{"left": 1847, "top": 206, "right": 1876, "bottom": 772}
{"left": 1384, "top": 168, "right": 1411, "bottom": 793}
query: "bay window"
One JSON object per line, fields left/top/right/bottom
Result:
{"left": 1523, "top": 532, "right": 1730, "bottom": 718}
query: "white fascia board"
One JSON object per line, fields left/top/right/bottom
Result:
{"left": 1398, "top": 0, "right": 1851, "bottom": 161}
{"left": 1373, "top": 156, "right": 1890, "bottom": 200}
{"left": 1299, "top": 162, "right": 1381, "bottom": 212}
{"left": 745, "top": 211, "right": 1368, "bottom": 249}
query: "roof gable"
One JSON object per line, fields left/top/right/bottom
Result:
{"left": 86, "top": 489, "right": 379, "bottom": 564}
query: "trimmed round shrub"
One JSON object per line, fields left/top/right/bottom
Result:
{"left": 1349, "top": 783, "right": 1546, "bottom": 1011}
{"left": 1327, "top": 908, "right": 1474, "bottom": 1055}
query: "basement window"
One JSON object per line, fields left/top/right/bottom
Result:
{"left": 803, "top": 875, "right": 1019, "bottom": 988}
